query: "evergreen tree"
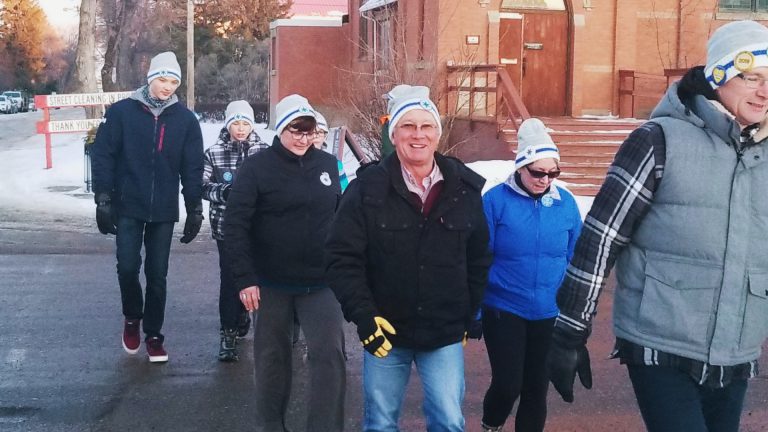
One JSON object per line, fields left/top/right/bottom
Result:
{"left": 0, "top": 0, "right": 47, "bottom": 89}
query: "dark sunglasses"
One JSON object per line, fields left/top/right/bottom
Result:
{"left": 525, "top": 165, "right": 561, "bottom": 179}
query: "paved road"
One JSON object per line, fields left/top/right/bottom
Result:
{"left": 1, "top": 222, "right": 767, "bottom": 431}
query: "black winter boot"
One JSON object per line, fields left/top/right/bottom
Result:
{"left": 236, "top": 312, "right": 251, "bottom": 339}
{"left": 218, "top": 328, "right": 239, "bottom": 362}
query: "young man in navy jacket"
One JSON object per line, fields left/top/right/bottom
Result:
{"left": 91, "top": 51, "right": 204, "bottom": 363}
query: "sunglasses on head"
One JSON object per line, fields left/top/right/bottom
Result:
{"left": 525, "top": 165, "right": 561, "bottom": 179}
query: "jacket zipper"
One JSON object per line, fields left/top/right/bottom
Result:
{"left": 149, "top": 115, "right": 158, "bottom": 222}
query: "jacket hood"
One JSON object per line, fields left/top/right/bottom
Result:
{"left": 216, "top": 126, "right": 264, "bottom": 150}
{"left": 650, "top": 75, "right": 741, "bottom": 147}
{"left": 130, "top": 86, "right": 178, "bottom": 116}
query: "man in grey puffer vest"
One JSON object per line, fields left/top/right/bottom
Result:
{"left": 547, "top": 20, "right": 768, "bottom": 432}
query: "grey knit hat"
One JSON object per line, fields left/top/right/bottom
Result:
{"left": 274, "top": 94, "right": 315, "bottom": 135}
{"left": 146, "top": 51, "right": 182, "bottom": 84}
{"left": 515, "top": 118, "right": 559, "bottom": 171}
{"left": 385, "top": 84, "right": 442, "bottom": 141}
{"left": 315, "top": 111, "right": 329, "bottom": 132}
{"left": 705, "top": 20, "right": 768, "bottom": 89}
{"left": 225, "top": 100, "right": 255, "bottom": 130}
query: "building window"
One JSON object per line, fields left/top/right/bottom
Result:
{"left": 376, "top": 12, "right": 392, "bottom": 69}
{"left": 271, "top": 35, "right": 277, "bottom": 72}
{"left": 719, "top": 0, "right": 768, "bottom": 11}
{"left": 359, "top": 14, "right": 369, "bottom": 60}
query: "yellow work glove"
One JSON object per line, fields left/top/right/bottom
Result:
{"left": 357, "top": 316, "right": 397, "bottom": 358}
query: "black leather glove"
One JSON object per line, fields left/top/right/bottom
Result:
{"left": 95, "top": 192, "right": 117, "bottom": 235}
{"left": 222, "top": 185, "right": 231, "bottom": 202}
{"left": 357, "top": 316, "right": 396, "bottom": 358}
{"left": 180, "top": 201, "right": 203, "bottom": 244}
{"left": 547, "top": 323, "right": 592, "bottom": 403}
{"left": 466, "top": 317, "right": 483, "bottom": 340}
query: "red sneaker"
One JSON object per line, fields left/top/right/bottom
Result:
{"left": 146, "top": 337, "right": 168, "bottom": 363}
{"left": 122, "top": 319, "right": 141, "bottom": 354}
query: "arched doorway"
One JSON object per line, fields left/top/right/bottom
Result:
{"left": 498, "top": 0, "right": 570, "bottom": 116}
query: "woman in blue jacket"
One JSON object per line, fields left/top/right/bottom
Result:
{"left": 480, "top": 118, "right": 582, "bottom": 432}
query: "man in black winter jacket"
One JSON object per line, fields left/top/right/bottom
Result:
{"left": 91, "top": 51, "right": 204, "bottom": 363}
{"left": 326, "top": 85, "right": 492, "bottom": 431}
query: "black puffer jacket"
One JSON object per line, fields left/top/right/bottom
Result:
{"left": 225, "top": 137, "right": 341, "bottom": 292}
{"left": 326, "top": 153, "right": 492, "bottom": 349}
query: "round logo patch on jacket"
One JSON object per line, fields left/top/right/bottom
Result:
{"left": 320, "top": 172, "right": 332, "bottom": 186}
{"left": 223, "top": 172, "right": 233, "bottom": 182}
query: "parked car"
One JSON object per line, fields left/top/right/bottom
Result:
{"left": 0, "top": 95, "right": 16, "bottom": 114}
{"left": 29, "top": 100, "right": 36, "bottom": 111}
{"left": 2, "top": 90, "right": 29, "bottom": 112}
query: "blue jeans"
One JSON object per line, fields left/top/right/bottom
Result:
{"left": 115, "top": 216, "right": 174, "bottom": 341}
{"left": 627, "top": 365, "right": 748, "bottom": 432}
{"left": 363, "top": 343, "right": 465, "bottom": 432}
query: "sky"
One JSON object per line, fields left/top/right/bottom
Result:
{"left": 37, "top": 0, "right": 80, "bottom": 33}
{"left": 0, "top": 108, "right": 595, "bottom": 233}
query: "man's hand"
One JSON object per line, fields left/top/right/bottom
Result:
{"left": 180, "top": 202, "right": 203, "bottom": 243}
{"left": 357, "top": 316, "right": 396, "bottom": 358}
{"left": 547, "top": 324, "right": 592, "bottom": 403}
{"left": 95, "top": 193, "right": 117, "bottom": 235}
{"left": 239, "top": 286, "right": 260, "bottom": 312}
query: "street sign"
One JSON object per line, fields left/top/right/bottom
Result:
{"left": 34, "top": 91, "right": 132, "bottom": 109}
{"left": 35, "top": 91, "right": 131, "bottom": 169}
{"left": 36, "top": 118, "right": 103, "bottom": 134}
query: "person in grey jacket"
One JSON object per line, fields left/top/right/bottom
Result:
{"left": 547, "top": 20, "right": 768, "bottom": 432}
{"left": 202, "top": 100, "right": 268, "bottom": 362}
{"left": 91, "top": 51, "right": 204, "bottom": 363}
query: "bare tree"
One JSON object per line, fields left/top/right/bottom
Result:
{"left": 100, "top": 0, "right": 138, "bottom": 91}
{"left": 71, "top": 0, "right": 99, "bottom": 94}
{"left": 332, "top": 5, "right": 477, "bottom": 159}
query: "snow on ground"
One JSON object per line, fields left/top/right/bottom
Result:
{"left": 0, "top": 110, "right": 593, "bottom": 232}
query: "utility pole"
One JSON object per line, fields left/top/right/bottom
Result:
{"left": 186, "top": 0, "right": 195, "bottom": 111}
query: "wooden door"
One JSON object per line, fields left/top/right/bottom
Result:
{"left": 500, "top": 12, "right": 568, "bottom": 116}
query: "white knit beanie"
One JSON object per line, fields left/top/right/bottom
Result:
{"left": 705, "top": 20, "right": 768, "bottom": 89}
{"left": 385, "top": 84, "right": 442, "bottom": 141}
{"left": 315, "top": 111, "right": 329, "bottom": 132}
{"left": 274, "top": 94, "right": 316, "bottom": 135}
{"left": 225, "top": 100, "right": 255, "bottom": 130}
{"left": 515, "top": 118, "right": 559, "bottom": 171}
{"left": 146, "top": 51, "right": 182, "bottom": 84}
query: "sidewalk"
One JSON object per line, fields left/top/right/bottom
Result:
{"left": 1, "top": 224, "right": 766, "bottom": 431}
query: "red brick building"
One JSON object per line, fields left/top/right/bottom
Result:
{"left": 270, "top": 1, "right": 768, "bottom": 157}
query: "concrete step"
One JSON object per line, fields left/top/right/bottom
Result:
{"left": 559, "top": 161, "right": 612, "bottom": 176}
{"left": 499, "top": 116, "right": 640, "bottom": 196}
{"left": 503, "top": 130, "right": 630, "bottom": 143}
{"left": 561, "top": 183, "right": 603, "bottom": 196}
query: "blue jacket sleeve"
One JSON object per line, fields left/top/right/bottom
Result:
{"left": 202, "top": 148, "right": 228, "bottom": 204}
{"left": 91, "top": 107, "right": 122, "bottom": 196}
{"left": 180, "top": 115, "right": 204, "bottom": 209}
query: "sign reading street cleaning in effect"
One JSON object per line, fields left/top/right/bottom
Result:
{"left": 35, "top": 91, "right": 132, "bottom": 109}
